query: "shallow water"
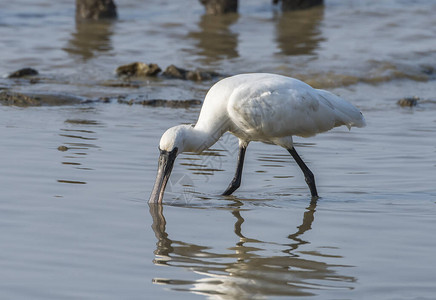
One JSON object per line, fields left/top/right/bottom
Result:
{"left": 1, "top": 0, "right": 436, "bottom": 299}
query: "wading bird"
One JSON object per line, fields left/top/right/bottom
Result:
{"left": 149, "top": 73, "right": 366, "bottom": 203}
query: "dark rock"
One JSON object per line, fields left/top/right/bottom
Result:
{"left": 274, "top": 0, "right": 323, "bottom": 10}
{"left": 0, "top": 91, "right": 39, "bottom": 106}
{"left": 118, "top": 98, "right": 202, "bottom": 108}
{"left": 29, "top": 78, "right": 40, "bottom": 84}
{"left": 65, "top": 119, "right": 101, "bottom": 125}
{"left": 0, "top": 91, "right": 84, "bottom": 107}
{"left": 116, "top": 62, "right": 161, "bottom": 77}
{"left": 58, "top": 146, "right": 69, "bottom": 152}
{"left": 8, "top": 68, "right": 39, "bottom": 78}
{"left": 186, "top": 70, "right": 219, "bottom": 81}
{"left": 163, "top": 65, "right": 220, "bottom": 81}
{"left": 397, "top": 96, "right": 419, "bottom": 107}
{"left": 420, "top": 65, "right": 435, "bottom": 76}
{"left": 101, "top": 81, "right": 141, "bottom": 88}
{"left": 99, "top": 97, "right": 111, "bottom": 103}
{"left": 76, "top": 0, "right": 117, "bottom": 20}
{"left": 199, "top": 0, "right": 238, "bottom": 15}
{"left": 163, "top": 65, "right": 189, "bottom": 79}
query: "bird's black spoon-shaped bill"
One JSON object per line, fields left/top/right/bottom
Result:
{"left": 149, "top": 147, "right": 178, "bottom": 203}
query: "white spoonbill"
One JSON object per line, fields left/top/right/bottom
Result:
{"left": 149, "top": 73, "right": 366, "bottom": 203}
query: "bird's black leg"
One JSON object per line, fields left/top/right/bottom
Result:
{"left": 222, "top": 145, "right": 247, "bottom": 196}
{"left": 287, "top": 147, "right": 318, "bottom": 198}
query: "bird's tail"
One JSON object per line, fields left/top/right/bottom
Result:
{"left": 316, "top": 89, "right": 366, "bottom": 129}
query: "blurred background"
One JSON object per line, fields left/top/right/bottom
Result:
{"left": 1, "top": 1, "right": 436, "bottom": 299}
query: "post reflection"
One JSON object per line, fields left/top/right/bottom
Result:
{"left": 275, "top": 6, "right": 324, "bottom": 56}
{"left": 63, "top": 20, "right": 114, "bottom": 60}
{"left": 149, "top": 200, "right": 355, "bottom": 298}
{"left": 187, "top": 14, "right": 239, "bottom": 63}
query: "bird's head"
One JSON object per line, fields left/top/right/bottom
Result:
{"left": 158, "top": 124, "right": 195, "bottom": 153}
{"left": 149, "top": 124, "right": 194, "bottom": 203}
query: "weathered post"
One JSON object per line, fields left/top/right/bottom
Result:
{"left": 199, "top": 0, "right": 238, "bottom": 15}
{"left": 275, "top": 0, "right": 323, "bottom": 10}
{"left": 75, "top": 0, "right": 117, "bottom": 20}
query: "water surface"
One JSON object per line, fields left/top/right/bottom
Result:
{"left": 1, "top": 0, "right": 436, "bottom": 299}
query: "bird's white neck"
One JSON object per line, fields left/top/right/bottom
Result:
{"left": 183, "top": 126, "right": 223, "bottom": 153}
{"left": 160, "top": 120, "right": 230, "bottom": 154}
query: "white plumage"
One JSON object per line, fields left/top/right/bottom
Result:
{"left": 150, "top": 73, "right": 366, "bottom": 203}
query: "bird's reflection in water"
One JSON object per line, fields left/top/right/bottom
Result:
{"left": 149, "top": 199, "right": 355, "bottom": 299}
{"left": 275, "top": 6, "right": 324, "bottom": 56}
{"left": 285, "top": 199, "right": 316, "bottom": 255}
{"left": 63, "top": 20, "right": 114, "bottom": 60}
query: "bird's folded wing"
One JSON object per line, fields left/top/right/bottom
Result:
{"left": 228, "top": 86, "right": 365, "bottom": 139}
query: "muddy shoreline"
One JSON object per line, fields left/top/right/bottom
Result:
{"left": 0, "top": 90, "right": 203, "bottom": 108}
{"left": 2, "top": 64, "right": 434, "bottom": 108}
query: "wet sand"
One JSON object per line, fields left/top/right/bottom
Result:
{"left": 1, "top": 0, "right": 436, "bottom": 299}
